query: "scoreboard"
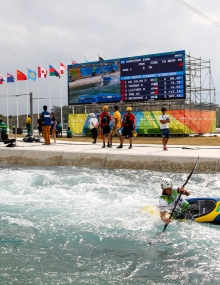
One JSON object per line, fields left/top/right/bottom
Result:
{"left": 120, "top": 50, "right": 185, "bottom": 102}
{"left": 68, "top": 50, "right": 186, "bottom": 105}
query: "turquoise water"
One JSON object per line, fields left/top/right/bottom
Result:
{"left": 0, "top": 167, "right": 220, "bottom": 285}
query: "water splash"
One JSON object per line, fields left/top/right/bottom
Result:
{"left": 0, "top": 166, "right": 220, "bottom": 284}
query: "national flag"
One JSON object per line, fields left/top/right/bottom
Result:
{"left": 17, "top": 70, "right": 27, "bottom": 81}
{"left": 49, "top": 65, "right": 60, "bottom": 77}
{"left": 27, "top": 69, "right": 37, "bottom": 81}
{"left": 60, "top": 62, "right": 66, "bottom": 75}
{"left": 38, "top": 66, "right": 47, "bottom": 78}
{"left": 84, "top": 56, "right": 88, "bottom": 63}
{"left": 98, "top": 55, "right": 104, "bottom": 61}
{"left": 71, "top": 59, "right": 77, "bottom": 64}
{"left": 7, "top": 73, "right": 15, "bottom": 83}
{"left": 0, "top": 75, "right": 6, "bottom": 84}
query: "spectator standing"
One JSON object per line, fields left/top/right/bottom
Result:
{"left": 37, "top": 117, "right": 42, "bottom": 137}
{"left": 117, "top": 107, "right": 136, "bottom": 149}
{"left": 51, "top": 112, "right": 57, "bottom": 144}
{"left": 0, "top": 118, "right": 8, "bottom": 141}
{"left": 41, "top": 105, "right": 51, "bottom": 145}
{"left": 66, "top": 127, "right": 73, "bottom": 138}
{"left": 26, "top": 115, "right": 31, "bottom": 136}
{"left": 110, "top": 106, "right": 121, "bottom": 147}
{"left": 99, "top": 106, "right": 112, "bottom": 148}
{"left": 159, "top": 107, "right": 170, "bottom": 151}
{"left": 89, "top": 113, "right": 99, "bottom": 144}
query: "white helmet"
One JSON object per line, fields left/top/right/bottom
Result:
{"left": 161, "top": 178, "right": 173, "bottom": 189}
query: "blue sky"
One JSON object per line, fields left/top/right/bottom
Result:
{"left": 0, "top": 0, "right": 219, "bottom": 116}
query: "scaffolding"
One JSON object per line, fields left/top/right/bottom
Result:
{"left": 185, "top": 53, "right": 216, "bottom": 108}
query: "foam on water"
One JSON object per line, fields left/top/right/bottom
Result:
{"left": 0, "top": 166, "right": 220, "bottom": 284}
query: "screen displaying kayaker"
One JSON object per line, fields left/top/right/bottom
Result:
{"left": 68, "top": 50, "right": 186, "bottom": 105}
{"left": 158, "top": 178, "right": 190, "bottom": 224}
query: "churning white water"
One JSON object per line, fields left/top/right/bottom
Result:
{"left": 0, "top": 166, "right": 220, "bottom": 285}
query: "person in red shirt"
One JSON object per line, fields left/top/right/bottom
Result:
{"left": 117, "top": 107, "right": 136, "bottom": 149}
{"left": 99, "top": 106, "right": 112, "bottom": 148}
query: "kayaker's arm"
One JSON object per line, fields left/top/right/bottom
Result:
{"left": 178, "top": 186, "right": 190, "bottom": 196}
{"left": 160, "top": 211, "right": 171, "bottom": 224}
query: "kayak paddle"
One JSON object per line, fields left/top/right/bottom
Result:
{"left": 163, "top": 156, "right": 200, "bottom": 232}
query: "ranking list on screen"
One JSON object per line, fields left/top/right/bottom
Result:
{"left": 120, "top": 51, "right": 185, "bottom": 102}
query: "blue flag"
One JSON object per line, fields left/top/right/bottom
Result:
{"left": 28, "top": 69, "right": 36, "bottom": 81}
{"left": 7, "top": 73, "right": 15, "bottom": 83}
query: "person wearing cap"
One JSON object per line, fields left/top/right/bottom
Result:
{"left": 109, "top": 106, "right": 121, "bottom": 147}
{"left": 26, "top": 115, "right": 31, "bottom": 136}
{"left": 117, "top": 107, "right": 136, "bottom": 149}
{"left": 89, "top": 113, "right": 99, "bottom": 144}
{"left": 159, "top": 107, "right": 170, "bottom": 151}
{"left": 158, "top": 178, "right": 190, "bottom": 224}
{"left": 99, "top": 106, "right": 112, "bottom": 148}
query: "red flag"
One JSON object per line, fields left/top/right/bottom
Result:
{"left": 17, "top": 70, "right": 27, "bottom": 81}
{"left": 38, "top": 66, "right": 47, "bottom": 78}
{"left": 60, "top": 62, "right": 66, "bottom": 75}
{"left": 0, "top": 75, "right": 6, "bottom": 84}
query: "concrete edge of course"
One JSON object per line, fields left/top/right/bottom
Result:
{"left": 0, "top": 148, "right": 219, "bottom": 173}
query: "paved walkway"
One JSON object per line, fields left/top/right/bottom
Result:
{"left": 0, "top": 138, "right": 219, "bottom": 172}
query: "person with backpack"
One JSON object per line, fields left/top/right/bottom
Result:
{"left": 117, "top": 107, "right": 136, "bottom": 149}
{"left": 41, "top": 105, "right": 51, "bottom": 145}
{"left": 99, "top": 106, "right": 112, "bottom": 148}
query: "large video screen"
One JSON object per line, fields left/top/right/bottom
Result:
{"left": 68, "top": 50, "right": 185, "bottom": 105}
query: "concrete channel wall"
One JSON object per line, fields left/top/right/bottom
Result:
{"left": 0, "top": 147, "right": 219, "bottom": 173}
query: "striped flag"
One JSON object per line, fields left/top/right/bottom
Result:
{"left": 0, "top": 75, "right": 6, "bottom": 84}
{"left": 49, "top": 65, "right": 60, "bottom": 77}
{"left": 60, "top": 62, "right": 66, "bottom": 75}
{"left": 38, "top": 66, "right": 47, "bottom": 78}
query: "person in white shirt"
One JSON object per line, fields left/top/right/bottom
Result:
{"left": 159, "top": 107, "right": 170, "bottom": 151}
{"left": 89, "top": 113, "right": 99, "bottom": 144}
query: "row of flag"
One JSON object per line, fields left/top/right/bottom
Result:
{"left": 0, "top": 55, "right": 104, "bottom": 84}
{"left": 0, "top": 62, "right": 67, "bottom": 84}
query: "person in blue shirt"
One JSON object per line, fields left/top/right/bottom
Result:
{"left": 41, "top": 105, "right": 51, "bottom": 145}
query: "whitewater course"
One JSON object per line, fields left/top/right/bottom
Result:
{"left": 0, "top": 139, "right": 220, "bottom": 284}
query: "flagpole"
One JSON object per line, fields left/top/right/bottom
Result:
{"left": 37, "top": 65, "right": 39, "bottom": 118}
{"left": 6, "top": 72, "right": 9, "bottom": 127}
{"left": 60, "top": 74, "right": 63, "bottom": 126}
{"left": 59, "top": 61, "right": 63, "bottom": 126}
{"left": 16, "top": 78, "right": 19, "bottom": 128}
{"left": 26, "top": 67, "right": 29, "bottom": 116}
{"left": 48, "top": 63, "right": 51, "bottom": 111}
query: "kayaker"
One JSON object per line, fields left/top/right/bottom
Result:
{"left": 158, "top": 178, "right": 190, "bottom": 224}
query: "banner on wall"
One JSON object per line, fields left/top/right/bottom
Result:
{"left": 68, "top": 110, "right": 216, "bottom": 135}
